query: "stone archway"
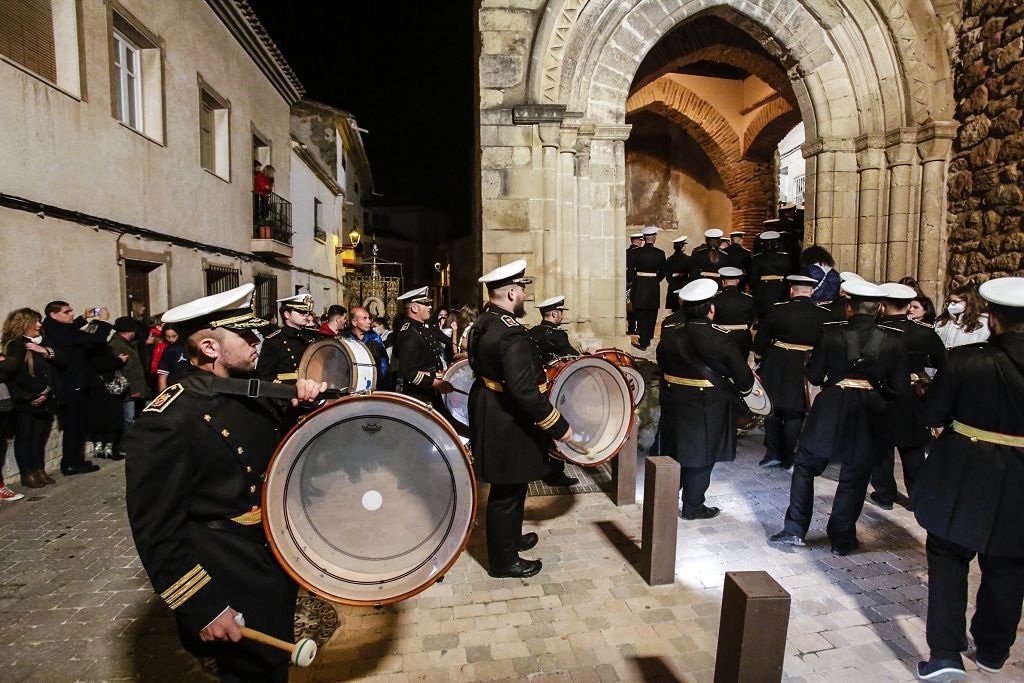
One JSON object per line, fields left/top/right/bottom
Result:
{"left": 477, "top": 0, "right": 957, "bottom": 344}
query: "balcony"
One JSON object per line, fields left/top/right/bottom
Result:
{"left": 314, "top": 226, "right": 327, "bottom": 243}
{"left": 251, "top": 191, "right": 293, "bottom": 259}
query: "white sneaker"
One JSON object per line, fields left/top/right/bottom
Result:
{"left": 0, "top": 486, "right": 25, "bottom": 501}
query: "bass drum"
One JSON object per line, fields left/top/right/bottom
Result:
{"left": 592, "top": 348, "right": 646, "bottom": 407}
{"left": 441, "top": 359, "right": 475, "bottom": 428}
{"left": 299, "top": 338, "right": 377, "bottom": 393}
{"left": 545, "top": 356, "right": 633, "bottom": 467}
{"left": 263, "top": 392, "right": 476, "bottom": 606}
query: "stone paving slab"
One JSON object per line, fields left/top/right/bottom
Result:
{"left": 0, "top": 435, "right": 1021, "bottom": 682}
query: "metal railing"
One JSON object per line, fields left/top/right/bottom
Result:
{"left": 314, "top": 226, "right": 327, "bottom": 243}
{"left": 252, "top": 191, "right": 293, "bottom": 245}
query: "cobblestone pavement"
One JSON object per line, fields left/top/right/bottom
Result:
{"left": 1, "top": 435, "right": 1020, "bottom": 682}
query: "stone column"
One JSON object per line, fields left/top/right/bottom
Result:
{"left": 884, "top": 128, "right": 919, "bottom": 281}
{"left": 916, "top": 122, "right": 957, "bottom": 302}
{"left": 854, "top": 135, "right": 885, "bottom": 282}
{"left": 559, "top": 125, "right": 579, "bottom": 326}
{"left": 575, "top": 124, "right": 595, "bottom": 336}
{"left": 590, "top": 124, "right": 632, "bottom": 343}
{"left": 538, "top": 123, "right": 561, "bottom": 296}
{"left": 803, "top": 139, "right": 836, "bottom": 250}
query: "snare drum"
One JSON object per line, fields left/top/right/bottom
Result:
{"left": 545, "top": 356, "right": 633, "bottom": 467}
{"left": 441, "top": 359, "right": 475, "bottom": 428}
{"left": 592, "top": 348, "right": 646, "bottom": 406}
{"left": 744, "top": 372, "right": 773, "bottom": 416}
{"left": 263, "top": 392, "right": 476, "bottom": 606}
{"left": 299, "top": 338, "right": 377, "bottom": 393}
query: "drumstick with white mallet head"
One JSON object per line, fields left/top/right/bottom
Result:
{"left": 233, "top": 613, "right": 318, "bottom": 667}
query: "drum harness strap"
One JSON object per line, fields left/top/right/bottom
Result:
{"left": 207, "top": 377, "right": 349, "bottom": 402}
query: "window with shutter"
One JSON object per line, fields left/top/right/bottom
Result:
{"left": 0, "top": 0, "right": 58, "bottom": 83}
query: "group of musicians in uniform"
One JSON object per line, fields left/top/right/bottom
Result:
{"left": 121, "top": 232, "right": 1024, "bottom": 681}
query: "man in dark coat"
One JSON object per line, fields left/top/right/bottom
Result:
{"left": 663, "top": 236, "right": 691, "bottom": 311}
{"left": 912, "top": 277, "right": 1024, "bottom": 681}
{"left": 769, "top": 280, "right": 908, "bottom": 556}
{"left": 711, "top": 267, "right": 756, "bottom": 359}
{"left": 867, "top": 283, "right": 947, "bottom": 510}
{"left": 631, "top": 227, "right": 666, "bottom": 350}
{"left": 689, "top": 228, "right": 733, "bottom": 281}
{"left": 657, "top": 278, "right": 755, "bottom": 520}
{"left": 42, "top": 301, "right": 116, "bottom": 475}
{"left": 750, "top": 231, "right": 794, "bottom": 319}
{"left": 752, "top": 274, "right": 833, "bottom": 468}
{"left": 125, "top": 283, "right": 325, "bottom": 683}
{"left": 392, "top": 286, "right": 453, "bottom": 405}
{"left": 468, "top": 260, "right": 574, "bottom": 578}
{"left": 625, "top": 233, "right": 643, "bottom": 335}
{"left": 256, "top": 294, "right": 322, "bottom": 384}
{"left": 726, "top": 231, "right": 752, "bottom": 290}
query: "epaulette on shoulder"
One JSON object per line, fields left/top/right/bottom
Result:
{"left": 143, "top": 383, "right": 184, "bottom": 414}
{"left": 774, "top": 300, "right": 788, "bottom": 306}
{"left": 265, "top": 329, "right": 281, "bottom": 339}
{"left": 501, "top": 315, "right": 520, "bottom": 328}
{"left": 662, "top": 321, "right": 681, "bottom": 330}
{"left": 710, "top": 324, "right": 730, "bottom": 334}
{"left": 824, "top": 320, "right": 847, "bottom": 325}
{"left": 911, "top": 319, "right": 935, "bottom": 329}
{"left": 878, "top": 324, "right": 904, "bottom": 333}
{"left": 400, "top": 322, "right": 410, "bottom": 332}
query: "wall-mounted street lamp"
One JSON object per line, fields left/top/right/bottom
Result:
{"left": 349, "top": 228, "right": 362, "bottom": 247}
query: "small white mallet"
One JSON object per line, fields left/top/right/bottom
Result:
{"left": 233, "top": 612, "right": 317, "bottom": 667}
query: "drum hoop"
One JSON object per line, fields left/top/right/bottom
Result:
{"left": 299, "top": 338, "right": 378, "bottom": 392}
{"left": 549, "top": 357, "right": 633, "bottom": 467}
{"left": 593, "top": 348, "right": 637, "bottom": 368}
{"left": 262, "top": 391, "right": 477, "bottom": 606}
{"left": 442, "top": 360, "right": 473, "bottom": 427}
{"left": 619, "top": 364, "right": 646, "bottom": 406}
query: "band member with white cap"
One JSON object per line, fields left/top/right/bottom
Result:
{"left": 726, "top": 230, "right": 752, "bottom": 289}
{"left": 393, "top": 286, "right": 453, "bottom": 405}
{"left": 711, "top": 266, "right": 756, "bottom": 358}
{"left": 125, "top": 284, "right": 326, "bottom": 682}
{"left": 256, "top": 293, "right": 322, "bottom": 384}
{"left": 468, "top": 260, "right": 575, "bottom": 578}
{"left": 867, "top": 282, "right": 946, "bottom": 510}
{"left": 752, "top": 273, "right": 832, "bottom": 468}
{"left": 750, "top": 230, "right": 794, "bottom": 318}
{"left": 656, "top": 278, "right": 755, "bottom": 520}
{"left": 689, "top": 228, "right": 732, "bottom": 282}
{"left": 626, "top": 232, "right": 644, "bottom": 335}
{"left": 631, "top": 226, "right": 666, "bottom": 350}
{"left": 913, "top": 277, "right": 1024, "bottom": 682}
{"left": 663, "top": 236, "right": 691, "bottom": 311}
{"left": 769, "top": 279, "right": 908, "bottom": 556}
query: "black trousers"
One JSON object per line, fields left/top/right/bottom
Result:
{"left": 763, "top": 409, "right": 805, "bottom": 466}
{"left": 627, "top": 308, "right": 637, "bottom": 334}
{"left": 680, "top": 464, "right": 714, "bottom": 514}
{"left": 635, "top": 309, "right": 657, "bottom": 347}
{"left": 543, "top": 456, "right": 566, "bottom": 480}
{"left": 486, "top": 483, "right": 528, "bottom": 570}
{"left": 870, "top": 445, "right": 925, "bottom": 504}
{"left": 58, "top": 389, "right": 89, "bottom": 468}
{"left": 782, "top": 453, "right": 872, "bottom": 546}
{"left": 14, "top": 411, "right": 53, "bottom": 475}
{"left": 925, "top": 533, "right": 1024, "bottom": 662}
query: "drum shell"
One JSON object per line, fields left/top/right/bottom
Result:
{"left": 441, "top": 359, "right": 475, "bottom": 428}
{"left": 592, "top": 348, "right": 645, "bottom": 407}
{"left": 299, "top": 338, "right": 378, "bottom": 394}
{"left": 546, "top": 357, "right": 633, "bottom": 467}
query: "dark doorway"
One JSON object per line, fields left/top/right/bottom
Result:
{"left": 124, "top": 260, "right": 158, "bottom": 320}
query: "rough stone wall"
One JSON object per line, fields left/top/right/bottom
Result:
{"left": 947, "top": 0, "right": 1024, "bottom": 287}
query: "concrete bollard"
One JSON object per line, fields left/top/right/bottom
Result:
{"left": 714, "top": 571, "right": 791, "bottom": 683}
{"left": 611, "top": 415, "right": 638, "bottom": 506}
{"left": 640, "top": 456, "right": 680, "bottom": 585}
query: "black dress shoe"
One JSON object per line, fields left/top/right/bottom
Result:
{"left": 830, "top": 539, "right": 860, "bottom": 557}
{"left": 61, "top": 462, "right": 100, "bottom": 476}
{"left": 916, "top": 657, "right": 966, "bottom": 681}
{"left": 975, "top": 650, "right": 1008, "bottom": 673}
{"left": 869, "top": 491, "right": 894, "bottom": 510}
{"left": 759, "top": 456, "right": 783, "bottom": 468}
{"left": 681, "top": 505, "right": 720, "bottom": 520}
{"left": 107, "top": 452, "right": 126, "bottom": 462}
{"left": 488, "top": 559, "right": 542, "bottom": 579}
{"left": 768, "top": 531, "right": 806, "bottom": 546}
{"left": 518, "top": 533, "right": 538, "bottom": 551}
{"left": 543, "top": 473, "right": 579, "bottom": 487}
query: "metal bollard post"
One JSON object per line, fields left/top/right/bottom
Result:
{"left": 640, "top": 455, "right": 680, "bottom": 585}
{"left": 714, "top": 571, "right": 791, "bottom": 683}
{"left": 611, "top": 415, "right": 638, "bottom": 506}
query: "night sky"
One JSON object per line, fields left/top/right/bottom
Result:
{"left": 247, "top": 1, "right": 476, "bottom": 238}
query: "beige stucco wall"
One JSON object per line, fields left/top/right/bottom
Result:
{"left": 289, "top": 146, "right": 345, "bottom": 312}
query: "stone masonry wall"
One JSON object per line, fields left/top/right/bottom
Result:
{"left": 947, "top": 0, "right": 1024, "bottom": 287}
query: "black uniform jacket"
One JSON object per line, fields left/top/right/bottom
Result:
{"left": 688, "top": 245, "right": 733, "bottom": 281}
{"left": 393, "top": 318, "right": 448, "bottom": 403}
{"left": 630, "top": 244, "right": 666, "bottom": 310}
{"left": 468, "top": 305, "right": 569, "bottom": 484}
{"left": 878, "top": 315, "right": 947, "bottom": 448}
{"left": 753, "top": 297, "right": 833, "bottom": 411}
{"left": 626, "top": 245, "right": 639, "bottom": 289}
{"left": 712, "top": 286, "right": 757, "bottom": 357}
{"left": 750, "top": 251, "right": 794, "bottom": 316}
{"left": 797, "top": 315, "right": 909, "bottom": 465}
{"left": 528, "top": 321, "right": 579, "bottom": 363}
{"left": 125, "top": 371, "right": 296, "bottom": 672}
{"left": 656, "top": 318, "right": 754, "bottom": 468}
{"left": 914, "top": 331, "right": 1024, "bottom": 556}
{"left": 257, "top": 325, "right": 322, "bottom": 383}
{"left": 727, "top": 243, "right": 752, "bottom": 281}
{"left": 663, "top": 250, "right": 692, "bottom": 308}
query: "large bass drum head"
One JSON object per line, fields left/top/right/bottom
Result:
{"left": 263, "top": 393, "right": 476, "bottom": 606}
{"left": 549, "top": 357, "right": 633, "bottom": 467}
{"left": 299, "top": 339, "right": 354, "bottom": 392}
{"left": 442, "top": 359, "right": 475, "bottom": 428}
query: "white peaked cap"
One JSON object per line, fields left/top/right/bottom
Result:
{"left": 704, "top": 228, "right": 724, "bottom": 239}
{"left": 879, "top": 283, "right": 918, "bottom": 301}
{"left": 980, "top": 277, "right": 1024, "bottom": 308}
{"left": 678, "top": 278, "right": 719, "bottom": 303}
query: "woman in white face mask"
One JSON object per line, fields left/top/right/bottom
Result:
{"left": 935, "top": 283, "right": 990, "bottom": 348}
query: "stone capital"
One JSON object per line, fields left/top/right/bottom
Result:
{"left": 538, "top": 123, "right": 560, "bottom": 147}
{"left": 512, "top": 104, "right": 567, "bottom": 126}
{"left": 801, "top": 137, "right": 854, "bottom": 158}
{"left": 854, "top": 134, "right": 885, "bottom": 171}
{"left": 884, "top": 128, "right": 919, "bottom": 167}
{"left": 917, "top": 121, "right": 958, "bottom": 163}
{"left": 559, "top": 125, "right": 578, "bottom": 153}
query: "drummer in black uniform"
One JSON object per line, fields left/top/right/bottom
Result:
{"left": 626, "top": 232, "right": 643, "bottom": 335}
{"left": 257, "top": 294, "right": 322, "bottom": 384}
{"left": 868, "top": 282, "right": 946, "bottom": 510}
{"left": 657, "top": 279, "right": 755, "bottom": 520}
{"left": 468, "top": 260, "right": 575, "bottom": 578}
{"left": 750, "top": 230, "right": 794, "bottom": 319}
{"left": 711, "top": 267, "right": 756, "bottom": 359}
{"left": 125, "top": 284, "right": 325, "bottom": 683}
{"left": 726, "top": 231, "right": 752, "bottom": 290}
{"left": 663, "top": 236, "right": 691, "bottom": 312}
{"left": 753, "top": 273, "right": 832, "bottom": 468}
{"left": 392, "top": 286, "right": 453, "bottom": 405}
{"left": 631, "top": 226, "right": 666, "bottom": 350}
{"left": 769, "top": 279, "right": 908, "bottom": 556}
{"left": 913, "top": 277, "right": 1024, "bottom": 682}
{"left": 689, "top": 228, "right": 732, "bottom": 281}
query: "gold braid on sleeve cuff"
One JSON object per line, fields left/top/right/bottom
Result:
{"left": 161, "top": 564, "right": 212, "bottom": 611}
{"left": 536, "top": 408, "right": 561, "bottom": 430}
